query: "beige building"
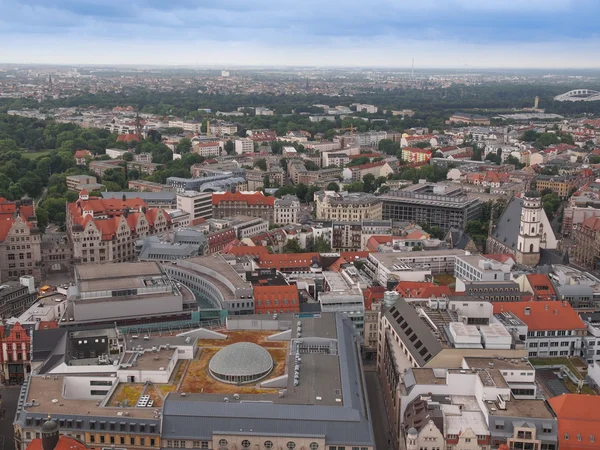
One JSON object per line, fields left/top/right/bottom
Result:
{"left": 0, "top": 215, "right": 41, "bottom": 282}
{"left": 176, "top": 191, "right": 213, "bottom": 221}
{"left": 66, "top": 191, "right": 172, "bottom": 264}
{"left": 246, "top": 168, "right": 285, "bottom": 190}
{"left": 315, "top": 191, "right": 382, "bottom": 221}
{"left": 274, "top": 195, "right": 301, "bottom": 225}
{"left": 234, "top": 138, "right": 254, "bottom": 154}
{"left": 66, "top": 174, "right": 105, "bottom": 192}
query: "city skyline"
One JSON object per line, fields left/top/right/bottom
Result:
{"left": 1, "top": 0, "right": 600, "bottom": 68}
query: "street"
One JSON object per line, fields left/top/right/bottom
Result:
{"left": 365, "top": 369, "right": 392, "bottom": 450}
{"left": 0, "top": 386, "right": 20, "bottom": 450}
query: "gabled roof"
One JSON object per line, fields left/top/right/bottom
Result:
{"left": 116, "top": 133, "right": 139, "bottom": 142}
{"left": 26, "top": 435, "right": 91, "bottom": 450}
{"left": 548, "top": 394, "right": 600, "bottom": 450}
{"left": 212, "top": 191, "right": 275, "bottom": 206}
{"left": 489, "top": 196, "right": 522, "bottom": 251}
{"left": 253, "top": 284, "right": 299, "bottom": 302}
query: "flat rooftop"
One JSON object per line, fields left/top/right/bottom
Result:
{"left": 175, "top": 255, "right": 252, "bottom": 291}
{"left": 186, "top": 314, "right": 344, "bottom": 407}
{"left": 120, "top": 348, "right": 176, "bottom": 371}
{"left": 485, "top": 398, "right": 555, "bottom": 418}
{"left": 464, "top": 357, "right": 533, "bottom": 371}
{"left": 76, "top": 262, "right": 163, "bottom": 282}
{"left": 23, "top": 375, "right": 157, "bottom": 419}
{"left": 411, "top": 368, "right": 448, "bottom": 385}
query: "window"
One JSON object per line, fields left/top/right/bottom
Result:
{"left": 265, "top": 441, "right": 274, "bottom": 449}
{"left": 202, "top": 442, "right": 209, "bottom": 449}
{"left": 287, "top": 443, "right": 296, "bottom": 450}
{"left": 242, "top": 441, "right": 251, "bottom": 448}
{"left": 219, "top": 440, "right": 228, "bottom": 448}
{"left": 310, "top": 443, "right": 319, "bottom": 450}
{"left": 194, "top": 442, "right": 202, "bottom": 449}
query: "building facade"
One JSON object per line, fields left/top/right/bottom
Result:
{"left": 315, "top": 191, "right": 382, "bottom": 221}
{"left": 176, "top": 191, "right": 214, "bottom": 221}
{"left": 66, "top": 192, "right": 172, "bottom": 264}
{"left": 274, "top": 195, "right": 300, "bottom": 225}
{"left": 380, "top": 184, "right": 480, "bottom": 232}
{"left": 212, "top": 192, "right": 274, "bottom": 222}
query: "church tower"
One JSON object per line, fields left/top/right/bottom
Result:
{"left": 515, "top": 191, "right": 542, "bottom": 266}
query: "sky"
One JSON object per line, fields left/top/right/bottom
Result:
{"left": 1, "top": 0, "right": 599, "bottom": 68}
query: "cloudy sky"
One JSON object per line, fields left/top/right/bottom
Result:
{"left": 1, "top": 0, "right": 599, "bottom": 68}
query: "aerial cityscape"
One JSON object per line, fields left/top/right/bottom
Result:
{"left": 2, "top": 2, "right": 600, "bottom": 450}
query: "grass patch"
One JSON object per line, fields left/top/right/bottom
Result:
{"left": 157, "top": 384, "right": 177, "bottom": 396}
{"left": 146, "top": 385, "right": 164, "bottom": 407}
{"left": 563, "top": 378, "right": 596, "bottom": 395}
{"left": 179, "top": 345, "right": 288, "bottom": 394}
{"left": 433, "top": 274, "right": 456, "bottom": 286}
{"left": 21, "top": 150, "right": 53, "bottom": 160}
{"left": 530, "top": 358, "right": 585, "bottom": 380}
{"left": 170, "top": 360, "right": 186, "bottom": 384}
{"left": 109, "top": 383, "right": 144, "bottom": 407}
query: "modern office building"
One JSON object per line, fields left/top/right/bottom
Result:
{"left": 64, "top": 262, "right": 197, "bottom": 328}
{"left": 162, "top": 254, "right": 255, "bottom": 314}
{"left": 379, "top": 184, "right": 480, "bottom": 231}
{"left": 176, "top": 191, "right": 213, "bottom": 221}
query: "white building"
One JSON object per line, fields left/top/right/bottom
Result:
{"left": 193, "top": 141, "right": 222, "bottom": 157}
{"left": 454, "top": 254, "right": 514, "bottom": 284}
{"left": 235, "top": 138, "right": 254, "bottom": 155}
{"left": 176, "top": 191, "right": 213, "bottom": 221}
{"left": 352, "top": 103, "right": 378, "bottom": 114}
{"left": 105, "top": 148, "right": 129, "bottom": 159}
{"left": 274, "top": 195, "right": 300, "bottom": 225}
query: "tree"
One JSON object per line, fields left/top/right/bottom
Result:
{"left": 346, "top": 181, "right": 364, "bottom": 193}
{"left": 326, "top": 182, "right": 340, "bottom": 192}
{"left": 35, "top": 207, "right": 49, "bottom": 232}
{"left": 378, "top": 139, "right": 400, "bottom": 155}
{"left": 123, "top": 152, "right": 134, "bottom": 161}
{"left": 542, "top": 192, "right": 561, "bottom": 220}
{"left": 224, "top": 140, "right": 235, "bottom": 155}
{"left": 310, "top": 234, "right": 332, "bottom": 253}
{"left": 280, "top": 158, "right": 288, "bottom": 172}
{"left": 589, "top": 155, "right": 600, "bottom": 164}
{"left": 505, "top": 155, "right": 524, "bottom": 169}
{"left": 263, "top": 175, "right": 271, "bottom": 189}
{"left": 305, "top": 160, "right": 319, "bottom": 171}
{"left": 254, "top": 158, "right": 267, "bottom": 171}
{"left": 283, "top": 238, "right": 302, "bottom": 253}
{"left": 363, "top": 174, "right": 376, "bottom": 193}
{"left": 176, "top": 138, "right": 192, "bottom": 155}
{"left": 471, "top": 147, "right": 483, "bottom": 161}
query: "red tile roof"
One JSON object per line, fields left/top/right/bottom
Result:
{"left": 492, "top": 301, "right": 586, "bottom": 331}
{"left": 27, "top": 436, "right": 91, "bottom": 450}
{"left": 526, "top": 274, "right": 556, "bottom": 299}
{"left": 258, "top": 253, "right": 319, "bottom": 270}
{"left": 403, "top": 147, "right": 432, "bottom": 155}
{"left": 74, "top": 149, "right": 93, "bottom": 159}
{"left": 340, "top": 251, "right": 371, "bottom": 260}
{"left": 254, "top": 285, "right": 300, "bottom": 314}
{"left": 548, "top": 394, "right": 600, "bottom": 450}
{"left": 351, "top": 160, "right": 387, "bottom": 171}
{"left": 225, "top": 245, "right": 270, "bottom": 258}
{"left": 212, "top": 191, "right": 275, "bottom": 207}
{"left": 582, "top": 216, "right": 600, "bottom": 231}
{"left": 38, "top": 321, "right": 59, "bottom": 330}
{"left": 329, "top": 257, "right": 348, "bottom": 272}
{"left": 116, "top": 134, "right": 140, "bottom": 142}
{"left": 364, "top": 286, "right": 386, "bottom": 310}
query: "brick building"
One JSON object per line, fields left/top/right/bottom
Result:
{"left": 0, "top": 321, "right": 31, "bottom": 384}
